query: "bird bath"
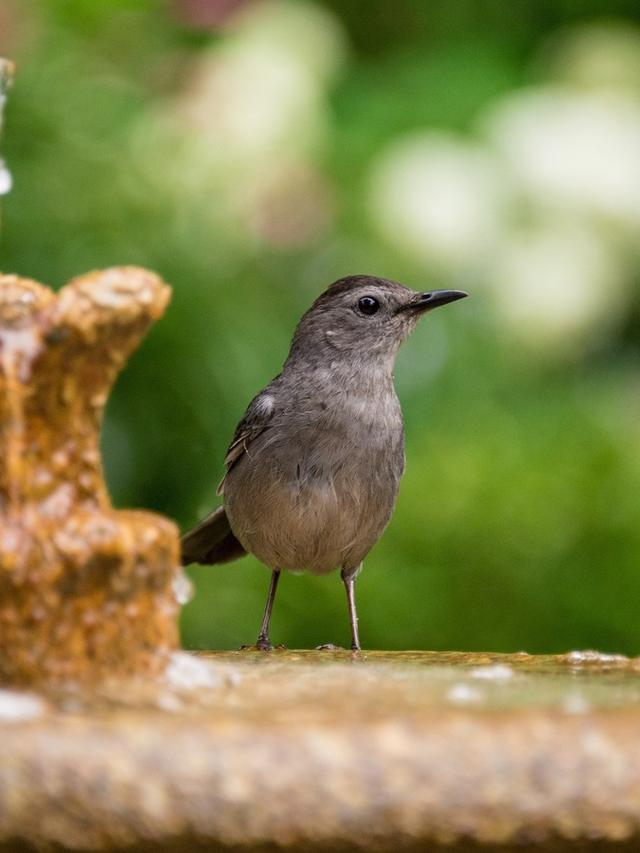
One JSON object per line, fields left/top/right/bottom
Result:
{"left": 1, "top": 270, "right": 640, "bottom": 850}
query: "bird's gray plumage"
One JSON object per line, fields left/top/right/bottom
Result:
{"left": 181, "top": 275, "right": 467, "bottom": 648}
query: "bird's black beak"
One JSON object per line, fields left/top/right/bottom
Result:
{"left": 399, "top": 289, "right": 468, "bottom": 314}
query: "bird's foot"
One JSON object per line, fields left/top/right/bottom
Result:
{"left": 315, "top": 643, "right": 345, "bottom": 651}
{"left": 239, "top": 639, "right": 286, "bottom": 652}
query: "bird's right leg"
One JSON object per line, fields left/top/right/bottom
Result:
{"left": 255, "top": 569, "right": 281, "bottom": 651}
{"left": 342, "top": 565, "right": 362, "bottom": 651}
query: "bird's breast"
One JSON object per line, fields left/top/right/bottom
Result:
{"left": 224, "top": 393, "right": 404, "bottom": 574}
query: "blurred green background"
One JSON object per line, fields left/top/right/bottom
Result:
{"left": 3, "top": 0, "right": 640, "bottom": 654}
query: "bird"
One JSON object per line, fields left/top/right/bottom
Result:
{"left": 181, "top": 275, "right": 467, "bottom": 650}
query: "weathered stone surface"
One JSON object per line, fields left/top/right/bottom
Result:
{"left": 2, "top": 650, "right": 640, "bottom": 851}
{"left": 0, "top": 268, "right": 181, "bottom": 686}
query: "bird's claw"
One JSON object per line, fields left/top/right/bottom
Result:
{"left": 239, "top": 639, "right": 286, "bottom": 652}
{"left": 315, "top": 643, "right": 344, "bottom": 651}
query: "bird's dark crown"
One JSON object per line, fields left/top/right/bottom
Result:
{"left": 311, "top": 275, "right": 409, "bottom": 310}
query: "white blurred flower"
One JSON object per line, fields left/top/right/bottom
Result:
{"left": 483, "top": 88, "right": 640, "bottom": 235}
{"left": 490, "top": 221, "right": 630, "bottom": 355}
{"left": 368, "top": 132, "right": 510, "bottom": 272}
{"left": 233, "top": 0, "right": 346, "bottom": 85}
{"left": 175, "top": 0, "right": 346, "bottom": 170}
{"left": 543, "top": 21, "right": 640, "bottom": 94}
{"left": 133, "top": 0, "right": 343, "bottom": 248}
{"left": 181, "top": 41, "right": 325, "bottom": 165}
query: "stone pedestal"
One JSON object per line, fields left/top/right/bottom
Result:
{"left": 0, "top": 268, "right": 181, "bottom": 686}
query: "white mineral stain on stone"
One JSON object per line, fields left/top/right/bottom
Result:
{"left": 469, "top": 664, "right": 515, "bottom": 680}
{"left": 0, "top": 326, "right": 42, "bottom": 382}
{"left": 165, "top": 653, "right": 222, "bottom": 690}
{"left": 566, "top": 650, "right": 628, "bottom": 664}
{"left": 446, "top": 683, "right": 485, "bottom": 705}
{"left": 0, "top": 689, "right": 46, "bottom": 722}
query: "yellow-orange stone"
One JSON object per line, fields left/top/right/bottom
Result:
{"left": 0, "top": 267, "right": 180, "bottom": 686}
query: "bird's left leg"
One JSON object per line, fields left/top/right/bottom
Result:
{"left": 342, "top": 564, "right": 362, "bottom": 651}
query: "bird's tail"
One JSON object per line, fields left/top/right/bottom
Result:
{"left": 180, "top": 506, "right": 247, "bottom": 566}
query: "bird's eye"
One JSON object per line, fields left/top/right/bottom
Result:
{"left": 357, "top": 296, "right": 380, "bottom": 316}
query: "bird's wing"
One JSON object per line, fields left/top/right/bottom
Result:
{"left": 216, "top": 391, "right": 276, "bottom": 495}
{"left": 182, "top": 392, "right": 277, "bottom": 564}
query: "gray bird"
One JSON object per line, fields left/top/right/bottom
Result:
{"left": 181, "top": 276, "right": 467, "bottom": 650}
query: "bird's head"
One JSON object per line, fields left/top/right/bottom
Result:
{"left": 288, "top": 275, "right": 467, "bottom": 364}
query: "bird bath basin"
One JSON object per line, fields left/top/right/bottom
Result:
{"left": 3, "top": 649, "right": 640, "bottom": 851}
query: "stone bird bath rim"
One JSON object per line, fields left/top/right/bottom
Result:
{"left": 0, "top": 266, "right": 181, "bottom": 687}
